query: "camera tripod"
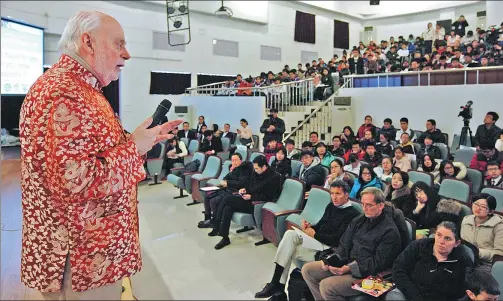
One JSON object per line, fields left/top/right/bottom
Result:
{"left": 459, "top": 119, "right": 474, "bottom": 147}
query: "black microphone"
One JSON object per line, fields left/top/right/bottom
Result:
{"left": 148, "top": 99, "right": 172, "bottom": 129}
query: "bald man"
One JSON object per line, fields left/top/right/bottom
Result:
{"left": 19, "top": 11, "right": 181, "bottom": 299}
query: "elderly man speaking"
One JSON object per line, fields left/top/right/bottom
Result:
{"left": 19, "top": 11, "right": 181, "bottom": 299}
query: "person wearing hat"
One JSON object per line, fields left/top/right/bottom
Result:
{"left": 461, "top": 193, "right": 503, "bottom": 270}
{"left": 198, "top": 130, "right": 223, "bottom": 156}
{"left": 260, "top": 108, "right": 285, "bottom": 147}
{"left": 298, "top": 150, "right": 325, "bottom": 191}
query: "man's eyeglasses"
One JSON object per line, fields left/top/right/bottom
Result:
{"left": 361, "top": 202, "right": 377, "bottom": 209}
{"left": 487, "top": 167, "right": 500, "bottom": 172}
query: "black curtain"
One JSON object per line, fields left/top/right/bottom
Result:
{"left": 1, "top": 95, "right": 25, "bottom": 132}
{"left": 103, "top": 79, "right": 120, "bottom": 115}
{"left": 197, "top": 74, "right": 234, "bottom": 86}
{"left": 334, "top": 20, "right": 350, "bottom": 49}
{"left": 150, "top": 72, "right": 191, "bottom": 95}
{"left": 294, "top": 11, "right": 316, "bottom": 44}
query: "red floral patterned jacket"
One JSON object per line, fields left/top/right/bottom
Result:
{"left": 20, "top": 54, "right": 146, "bottom": 292}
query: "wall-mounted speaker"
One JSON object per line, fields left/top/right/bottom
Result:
{"left": 370, "top": 0, "right": 380, "bottom": 5}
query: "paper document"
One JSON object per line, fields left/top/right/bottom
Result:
{"left": 292, "top": 227, "right": 330, "bottom": 251}
{"left": 200, "top": 186, "right": 221, "bottom": 192}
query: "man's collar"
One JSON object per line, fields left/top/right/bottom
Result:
{"left": 61, "top": 51, "right": 104, "bottom": 90}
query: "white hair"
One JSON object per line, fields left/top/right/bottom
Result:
{"left": 58, "top": 10, "right": 103, "bottom": 53}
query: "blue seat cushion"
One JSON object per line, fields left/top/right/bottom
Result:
{"left": 262, "top": 202, "right": 284, "bottom": 213}
{"left": 232, "top": 212, "right": 255, "bottom": 227}
{"left": 206, "top": 179, "right": 221, "bottom": 186}
{"left": 167, "top": 174, "right": 183, "bottom": 188}
{"left": 286, "top": 213, "right": 302, "bottom": 228}
{"left": 191, "top": 173, "right": 205, "bottom": 181}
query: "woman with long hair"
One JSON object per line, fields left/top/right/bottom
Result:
{"left": 349, "top": 164, "right": 384, "bottom": 199}
{"left": 237, "top": 118, "right": 253, "bottom": 147}
{"left": 410, "top": 181, "right": 440, "bottom": 230}
{"left": 393, "top": 146, "right": 412, "bottom": 172}
{"left": 340, "top": 126, "right": 355, "bottom": 150}
{"left": 417, "top": 154, "right": 440, "bottom": 179}
{"left": 436, "top": 160, "right": 467, "bottom": 184}
{"left": 324, "top": 158, "right": 354, "bottom": 189}
{"left": 270, "top": 147, "right": 292, "bottom": 179}
{"left": 316, "top": 142, "right": 335, "bottom": 169}
{"left": 196, "top": 115, "right": 207, "bottom": 134}
{"left": 385, "top": 171, "right": 414, "bottom": 217}
{"left": 162, "top": 136, "right": 188, "bottom": 175}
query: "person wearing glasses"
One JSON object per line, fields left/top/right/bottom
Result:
{"left": 484, "top": 161, "right": 503, "bottom": 188}
{"left": 349, "top": 164, "right": 384, "bottom": 200}
{"left": 461, "top": 193, "right": 503, "bottom": 270}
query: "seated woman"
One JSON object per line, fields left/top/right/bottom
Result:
{"left": 270, "top": 147, "right": 292, "bottom": 179}
{"left": 340, "top": 126, "right": 356, "bottom": 150}
{"left": 161, "top": 136, "right": 188, "bottom": 175}
{"left": 435, "top": 160, "right": 467, "bottom": 184}
{"left": 385, "top": 171, "right": 414, "bottom": 218}
{"left": 198, "top": 130, "right": 223, "bottom": 156}
{"left": 316, "top": 142, "right": 335, "bottom": 169}
{"left": 389, "top": 221, "right": 474, "bottom": 301}
{"left": 236, "top": 118, "right": 253, "bottom": 147}
{"left": 349, "top": 164, "right": 384, "bottom": 199}
{"left": 410, "top": 181, "right": 441, "bottom": 235}
{"left": 359, "top": 129, "right": 375, "bottom": 149}
{"left": 324, "top": 158, "right": 354, "bottom": 189}
{"left": 374, "top": 156, "right": 398, "bottom": 184}
{"left": 197, "top": 124, "right": 208, "bottom": 142}
{"left": 393, "top": 146, "right": 412, "bottom": 172}
{"left": 377, "top": 133, "right": 394, "bottom": 157}
{"left": 461, "top": 193, "right": 503, "bottom": 270}
{"left": 416, "top": 134, "right": 442, "bottom": 164}
{"left": 417, "top": 154, "right": 440, "bottom": 180}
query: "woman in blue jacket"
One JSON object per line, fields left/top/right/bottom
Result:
{"left": 349, "top": 164, "right": 384, "bottom": 199}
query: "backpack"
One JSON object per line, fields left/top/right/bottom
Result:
{"left": 183, "top": 159, "right": 201, "bottom": 173}
{"left": 287, "top": 268, "right": 314, "bottom": 301}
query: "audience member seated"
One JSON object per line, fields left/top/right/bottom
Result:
{"left": 316, "top": 142, "right": 335, "bottom": 168}
{"left": 284, "top": 139, "right": 300, "bottom": 160}
{"left": 340, "top": 126, "right": 356, "bottom": 150}
{"left": 470, "top": 141, "right": 503, "bottom": 174}
{"left": 390, "top": 221, "right": 473, "bottom": 301}
{"left": 436, "top": 160, "right": 467, "bottom": 184}
{"left": 461, "top": 193, "right": 503, "bottom": 271}
{"left": 474, "top": 112, "right": 501, "bottom": 148}
{"left": 416, "top": 135, "right": 442, "bottom": 164}
{"left": 344, "top": 154, "right": 362, "bottom": 175}
{"left": 359, "top": 129, "right": 376, "bottom": 149}
{"left": 398, "top": 133, "right": 416, "bottom": 155}
{"left": 197, "top": 125, "right": 208, "bottom": 142}
{"left": 320, "top": 68, "right": 334, "bottom": 97}
{"left": 264, "top": 139, "right": 283, "bottom": 163}
{"left": 348, "top": 48, "right": 365, "bottom": 75}
{"left": 198, "top": 130, "right": 223, "bottom": 156}
{"left": 161, "top": 136, "right": 188, "bottom": 176}
{"left": 178, "top": 122, "right": 197, "bottom": 140}
{"left": 375, "top": 157, "right": 398, "bottom": 184}
{"left": 292, "top": 141, "right": 314, "bottom": 160}
{"left": 393, "top": 146, "right": 412, "bottom": 172}
{"left": 343, "top": 140, "right": 366, "bottom": 162}
{"left": 198, "top": 153, "right": 253, "bottom": 228}
{"left": 301, "top": 187, "right": 402, "bottom": 301}
{"left": 363, "top": 142, "right": 383, "bottom": 168}
{"left": 255, "top": 181, "right": 360, "bottom": 300}
{"left": 260, "top": 108, "right": 286, "bottom": 148}
{"left": 298, "top": 150, "right": 325, "bottom": 191}
{"left": 496, "top": 132, "right": 503, "bottom": 152}
{"left": 324, "top": 158, "right": 354, "bottom": 189}
{"left": 395, "top": 117, "right": 414, "bottom": 142}
{"left": 338, "top": 62, "right": 350, "bottom": 86}
{"left": 196, "top": 115, "right": 207, "bottom": 134}
{"left": 350, "top": 164, "right": 384, "bottom": 199}
{"left": 313, "top": 74, "right": 327, "bottom": 101}
{"left": 410, "top": 181, "right": 441, "bottom": 234}
{"left": 385, "top": 171, "right": 414, "bottom": 218}
{"left": 464, "top": 267, "right": 501, "bottom": 301}
{"left": 220, "top": 123, "right": 236, "bottom": 144}
{"left": 356, "top": 115, "right": 377, "bottom": 140}
{"left": 417, "top": 154, "right": 440, "bottom": 180}
{"left": 377, "top": 133, "right": 394, "bottom": 157}
{"left": 309, "top": 132, "right": 320, "bottom": 148}
{"left": 415, "top": 119, "right": 446, "bottom": 145}
{"left": 209, "top": 156, "right": 281, "bottom": 250}
{"left": 485, "top": 161, "right": 503, "bottom": 188}
{"left": 330, "top": 136, "right": 345, "bottom": 157}
{"left": 378, "top": 118, "right": 397, "bottom": 142}
{"left": 237, "top": 118, "right": 253, "bottom": 147}
{"left": 270, "top": 147, "right": 292, "bottom": 180}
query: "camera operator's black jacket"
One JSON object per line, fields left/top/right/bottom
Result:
{"left": 260, "top": 117, "right": 286, "bottom": 147}
{"left": 474, "top": 124, "right": 501, "bottom": 147}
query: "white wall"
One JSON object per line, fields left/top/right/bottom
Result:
{"left": 337, "top": 84, "right": 503, "bottom": 142}
{"left": 1, "top": 0, "right": 362, "bottom": 131}
{"left": 363, "top": 2, "right": 486, "bottom": 42}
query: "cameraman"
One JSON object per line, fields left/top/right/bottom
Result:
{"left": 474, "top": 112, "right": 501, "bottom": 148}
{"left": 260, "top": 108, "right": 285, "bottom": 147}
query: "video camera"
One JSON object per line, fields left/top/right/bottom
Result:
{"left": 458, "top": 100, "right": 473, "bottom": 126}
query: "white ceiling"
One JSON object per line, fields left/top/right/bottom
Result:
{"left": 298, "top": 0, "right": 483, "bottom": 20}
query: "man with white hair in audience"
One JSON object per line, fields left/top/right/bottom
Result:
{"left": 19, "top": 10, "right": 181, "bottom": 299}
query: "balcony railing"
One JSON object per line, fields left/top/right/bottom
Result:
{"left": 342, "top": 66, "right": 503, "bottom": 88}
{"left": 185, "top": 78, "right": 316, "bottom": 112}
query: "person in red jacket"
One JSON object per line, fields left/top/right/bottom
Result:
{"left": 356, "top": 115, "right": 377, "bottom": 140}
{"left": 343, "top": 140, "right": 366, "bottom": 162}
{"left": 264, "top": 139, "right": 283, "bottom": 163}
{"left": 469, "top": 141, "right": 503, "bottom": 175}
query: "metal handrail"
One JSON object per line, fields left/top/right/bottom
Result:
{"left": 185, "top": 78, "right": 314, "bottom": 93}
{"left": 186, "top": 81, "right": 227, "bottom": 90}
{"left": 344, "top": 66, "right": 503, "bottom": 78}
{"left": 282, "top": 80, "right": 350, "bottom": 143}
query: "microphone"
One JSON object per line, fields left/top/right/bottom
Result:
{"left": 148, "top": 99, "right": 172, "bottom": 129}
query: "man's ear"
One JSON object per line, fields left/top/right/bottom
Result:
{"left": 465, "top": 290, "right": 476, "bottom": 301}
{"left": 81, "top": 33, "right": 94, "bottom": 54}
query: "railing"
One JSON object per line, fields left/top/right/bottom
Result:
{"left": 185, "top": 78, "right": 315, "bottom": 113}
{"left": 343, "top": 66, "right": 503, "bottom": 88}
{"left": 283, "top": 80, "right": 350, "bottom": 143}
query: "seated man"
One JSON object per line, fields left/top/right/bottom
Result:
{"left": 331, "top": 135, "right": 345, "bottom": 157}
{"left": 464, "top": 267, "right": 500, "bottom": 301}
{"left": 484, "top": 161, "right": 503, "bottom": 188}
{"left": 264, "top": 139, "right": 283, "bottom": 163}
{"left": 363, "top": 142, "right": 383, "bottom": 168}
{"left": 301, "top": 187, "right": 402, "bottom": 301}
{"left": 292, "top": 141, "right": 313, "bottom": 160}
{"left": 343, "top": 140, "right": 366, "bottom": 162}
{"left": 416, "top": 134, "right": 442, "bottom": 164}
{"left": 285, "top": 139, "right": 300, "bottom": 160}
{"left": 209, "top": 156, "right": 281, "bottom": 250}
{"left": 198, "top": 130, "right": 223, "bottom": 156}
{"left": 344, "top": 154, "right": 362, "bottom": 174}
{"left": 197, "top": 153, "right": 253, "bottom": 228}
{"left": 399, "top": 133, "right": 415, "bottom": 155}
{"left": 416, "top": 119, "right": 446, "bottom": 145}
{"left": 395, "top": 117, "right": 414, "bottom": 143}
{"left": 298, "top": 150, "right": 325, "bottom": 191}
{"left": 220, "top": 123, "right": 236, "bottom": 144}
{"left": 310, "top": 132, "right": 320, "bottom": 149}
{"left": 377, "top": 118, "right": 397, "bottom": 141}
{"left": 177, "top": 121, "right": 197, "bottom": 140}
{"left": 254, "top": 181, "right": 361, "bottom": 300}
{"left": 470, "top": 141, "right": 503, "bottom": 174}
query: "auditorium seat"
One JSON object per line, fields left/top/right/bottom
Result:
{"left": 451, "top": 134, "right": 461, "bottom": 155}
{"left": 285, "top": 187, "right": 331, "bottom": 232}
{"left": 235, "top": 145, "right": 248, "bottom": 161}
{"left": 405, "top": 218, "right": 416, "bottom": 241}
{"left": 184, "top": 139, "right": 200, "bottom": 165}
{"left": 291, "top": 160, "right": 303, "bottom": 178}
{"left": 466, "top": 168, "right": 484, "bottom": 194}
{"left": 334, "top": 156, "right": 345, "bottom": 165}
{"left": 180, "top": 137, "right": 189, "bottom": 147}
{"left": 146, "top": 141, "right": 167, "bottom": 177}
{"left": 251, "top": 135, "right": 260, "bottom": 151}
{"left": 206, "top": 160, "right": 232, "bottom": 187}
{"left": 434, "top": 143, "right": 449, "bottom": 160}
{"left": 454, "top": 147, "right": 476, "bottom": 167}
{"left": 259, "top": 178, "right": 305, "bottom": 246}
{"left": 167, "top": 152, "right": 206, "bottom": 199}
{"left": 492, "top": 260, "right": 503, "bottom": 294}
{"left": 268, "top": 156, "right": 276, "bottom": 166}
{"left": 249, "top": 151, "right": 264, "bottom": 162}
{"left": 221, "top": 137, "right": 230, "bottom": 152}
{"left": 189, "top": 156, "right": 222, "bottom": 206}
{"left": 408, "top": 170, "right": 434, "bottom": 187}
{"left": 413, "top": 143, "right": 421, "bottom": 155}
{"left": 438, "top": 178, "right": 471, "bottom": 205}
{"left": 410, "top": 159, "right": 418, "bottom": 171}
{"left": 481, "top": 187, "right": 503, "bottom": 213}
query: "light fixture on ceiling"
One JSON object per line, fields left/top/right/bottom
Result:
{"left": 215, "top": 0, "right": 233, "bottom": 18}
{"left": 173, "top": 17, "right": 182, "bottom": 28}
{"left": 167, "top": 1, "right": 175, "bottom": 14}
{"left": 178, "top": 1, "right": 188, "bottom": 13}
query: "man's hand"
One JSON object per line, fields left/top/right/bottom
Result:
{"left": 242, "top": 194, "right": 251, "bottom": 200}
{"left": 329, "top": 265, "right": 350, "bottom": 276}
{"left": 221, "top": 180, "right": 227, "bottom": 187}
{"left": 131, "top": 117, "right": 162, "bottom": 155}
{"left": 304, "top": 228, "right": 315, "bottom": 237}
{"left": 153, "top": 119, "right": 183, "bottom": 144}
{"left": 301, "top": 219, "right": 311, "bottom": 230}
{"left": 239, "top": 188, "right": 247, "bottom": 194}
{"left": 320, "top": 261, "right": 329, "bottom": 271}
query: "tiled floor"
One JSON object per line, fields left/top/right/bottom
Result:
{"left": 1, "top": 152, "right": 278, "bottom": 300}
